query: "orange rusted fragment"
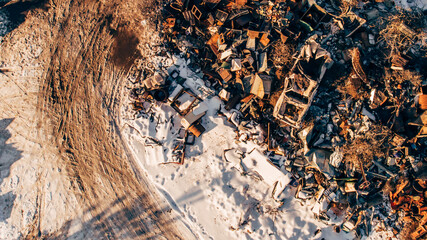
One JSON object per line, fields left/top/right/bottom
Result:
{"left": 241, "top": 94, "right": 255, "bottom": 103}
{"left": 392, "top": 179, "right": 409, "bottom": 199}
{"left": 411, "top": 225, "right": 427, "bottom": 240}
{"left": 163, "top": 18, "right": 176, "bottom": 28}
{"left": 247, "top": 30, "right": 260, "bottom": 39}
{"left": 260, "top": 33, "right": 270, "bottom": 46}
{"left": 207, "top": 33, "right": 220, "bottom": 55}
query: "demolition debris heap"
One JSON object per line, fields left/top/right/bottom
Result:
{"left": 129, "top": 0, "right": 427, "bottom": 238}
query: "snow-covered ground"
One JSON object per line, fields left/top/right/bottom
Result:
{"left": 121, "top": 56, "right": 359, "bottom": 240}
{"left": 0, "top": 15, "right": 89, "bottom": 239}
{"left": 395, "top": 0, "right": 427, "bottom": 10}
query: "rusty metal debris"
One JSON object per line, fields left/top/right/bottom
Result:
{"left": 273, "top": 37, "right": 333, "bottom": 128}
{"left": 126, "top": 0, "right": 427, "bottom": 238}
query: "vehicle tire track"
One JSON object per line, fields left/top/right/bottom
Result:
{"left": 36, "top": 0, "right": 187, "bottom": 239}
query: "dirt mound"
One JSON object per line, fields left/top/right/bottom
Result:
{"left": 111, "top": 29, "right": 141, "bottom": 69}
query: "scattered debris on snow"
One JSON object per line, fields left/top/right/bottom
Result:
{"left": 122, "top": 0, "right": 427, "bottom": 238}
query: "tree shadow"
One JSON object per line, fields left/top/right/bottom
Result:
{"left": 0, "top": 0, "right": 49, "bottom": 37}
{"left": 0, "top": 118, "right": 22, "bottom": 186}
{"left": 0, "top": 190, "right": 16, "bottom": 222}
{"left": 205, "top": 163, "right": 326, "bottom": 240}
{"left": 45, "top": 192, "right": 191, "bottom": 240}
{"left": 0, "top": 118, "right": 22, "bottom": 224}
{"left": 175, "top": 188, "right": 204, "bottom": 205}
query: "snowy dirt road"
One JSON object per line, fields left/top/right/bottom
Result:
{"left": 1, "top": 0, "right": 194, "bottom": 239}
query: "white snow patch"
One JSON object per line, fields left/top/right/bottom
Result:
{"left": 395, "top": 0, "right": 427, "bottom": 10}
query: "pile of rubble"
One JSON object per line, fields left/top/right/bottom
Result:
{"left": 128, "top": 0, "right": 427, "bottom": 238}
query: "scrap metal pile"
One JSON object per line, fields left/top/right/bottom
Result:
{"left": 128, "top": 0, "right": 427, "bottom": 238}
